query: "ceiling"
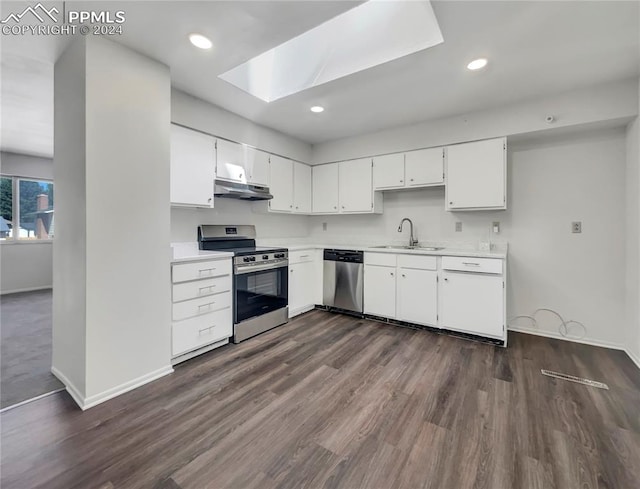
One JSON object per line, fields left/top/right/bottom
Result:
{"left": 1, "top": 0, "right": 638, "bottom": 158}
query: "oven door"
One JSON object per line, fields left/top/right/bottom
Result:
{"left": 234, "top": 264, "right": 288, "bottom": 324}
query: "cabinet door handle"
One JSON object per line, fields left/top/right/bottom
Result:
{"left": 449, "top": 201, "right": 453, "bottom": 205}
{"left": 444, "top": 278, "right": 448, "bottom": 281}
{"left": 462, "top": 262, "right": 480, "bottom": 266}
{"left": 341, "top": 206, "right": 345, "bottom": 209}
{"left": 390, "top": 272, "right": 394, "bottom": 276}
{"left": 299, "top": 255, "right": 309, "bottom": 258}
{"left": 402, "top": 274, "right": 406, "bottom": 278}
{"left": 239, "top": 173, "right": 243, "bottom": 178}
{"left": 400, "top": 180, "right": 403, "bottom": 183}
{"left": 334, "top": 206, "right": 337, "bottom": 209}
{"left": 290, "top": 269, "right": 294, "bottom": 273}
{"left": 410, "top": 178, "right": 414, "bottom": 182}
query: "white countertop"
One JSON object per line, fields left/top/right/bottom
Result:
{"left": 258, "top": 240, "right": 507, "bottom": 259}
{"left": 171, "top": 240, "right": 508, "bottom": 262}
{"left": 171, "top": 242, "right": 234, "bottom": 263}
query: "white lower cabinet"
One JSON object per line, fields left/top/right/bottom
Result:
{"left": 397, "top": 268, "right": 438, "bottom": 326}
{"left": 363, "top": 252, "right": 506, "bottom": 342}
{"left": 172, "top": 308, "right": 232, "bottom": 357}
{"left": 171, "top": 257, "right": 233, "bottom": 362}
{"left": 288, "top": 249, "right": 320, "bottom": 318}
{"left": 439, "top": 268, "right": 504, "bottom": 339}
{"left": 364, "top": 264, "right": 397, "bottom": 318}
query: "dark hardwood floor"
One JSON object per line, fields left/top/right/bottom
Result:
{"left": 1, "top": 309, "right": 639, "bottom": 489}
{"left": 0, "top": 289, "right": 63, "bottom": 409}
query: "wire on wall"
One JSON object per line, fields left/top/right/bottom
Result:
{"left": 508, "top": 308, "right": 587, "bottom": 340}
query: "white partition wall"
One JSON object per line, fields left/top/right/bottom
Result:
{"left": 53, "top": 37, "right": 172, "bottom": 409}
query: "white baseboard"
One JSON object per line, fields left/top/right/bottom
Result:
{"left": 52, "top": 365, "right": 174, "bottom": 410}
{"left": 1, "top": 285, "right": 52, "bottom": 295}
{"left": 508, "top": 325, "right": 625, "bottom": 351}
{"left": 625, "top": 348, "right": 640, "bottom": 370}
{"left": 289, "top": 304, "right": 315, "bottom": 319}
{"left": 51, "top": 366, "right": 86, "bottom": 409}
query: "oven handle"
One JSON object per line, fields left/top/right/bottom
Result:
{"left": 234, "top": 261, "right": 289, "bottom": 275}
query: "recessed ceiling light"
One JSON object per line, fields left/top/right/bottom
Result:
{"left": 189, "top": 33, "right": 212, "bottom": 50}
{"left": 310, "top": 106, "right": 324, "bottom": 113}
{"left": 467, "top": 58, "right": 488, "bottom": 70}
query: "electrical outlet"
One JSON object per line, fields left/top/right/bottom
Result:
{"left": 455, "top": 222, "right": 462, "bottom": 232}
{"left": 322, "top": 222, "right": 328, "bottom": 231}
{"left": 571, "top": 221, "right": 582, "bottom": 233}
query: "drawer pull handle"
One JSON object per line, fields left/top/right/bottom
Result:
{"left": 198, "top": 326, "right": 215, "bottom": 335}
{"left": 198, "top": 301, "right": 216, "bottom": 309}
{"left": 198, "top": 268, "right": 216, "bottom": 275}
{"left": 462, "top": 262, "right": 480, "bottom": 266}
{"left": 199, "top": 285, "right": 216, "bottom": 293}
{"left": 299, "top": 255, "right": 310, "bottom": 258}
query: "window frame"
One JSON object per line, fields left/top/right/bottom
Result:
{"left": 0, "top": 174, "right": 54, "bottom": 244}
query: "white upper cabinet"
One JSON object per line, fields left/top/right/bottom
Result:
{"left": 244, "top": 147, "right": 270, "bottom": 186}
{"left": 446, "top": 137, "right": 506, "bottom": 211}
{"left": 216, "top": 139, "right": 246, "bottom": 183}
{"left": 312, "top": 163, "right": 340, "bottom": 213}
{"left": 373, "top": 153, "right": 405, "bottom": 189}
{"left": 269, "top": 155, "right": 294, "bottom": 212}
{"left": 339, "top": 158, "right": 374, "bottom": 213}
{"left": 293, "top": 162, "right": 312, "bottom": 213}
{"left": 373, "top": 148, "right": 444, "bottom": 191}
{"left": 170, "top": 124, "right": 215, "bottom": 207}
{"left": 405, "top": 147, "right": 444, "bottom": 187}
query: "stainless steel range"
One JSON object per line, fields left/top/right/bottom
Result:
{"left": 198, "top": 225, "right": 288, "bottom": 343}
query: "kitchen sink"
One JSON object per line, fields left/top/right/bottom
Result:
{"left": 371, "top": 245, "right": 445, "bottom": 251}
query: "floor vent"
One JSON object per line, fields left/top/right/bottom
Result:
{"left": 541, "top": 370, "right": 609, "bottom": 390}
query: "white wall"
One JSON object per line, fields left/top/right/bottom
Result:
{"left": 310, "top": 128, "right": 628, "bottom": 348}
{"left": 171, "top": 200, "right": 309, "bottom": 242}
{"left": 170, "top": 89, "right": 313, "bottom": 242}
{"left": 0, "top": 151, "right": 54, "bottom": 294}
{"left": 53, "top": 37, "right": 172, "bottom": 407}
{"left": 312, "top": 78, "right": 638, "bottom": 164}
{"left": 0, "top": 151, "right": 53, "bottom": 179}
{"left": 52, "top": 38, "right": 87, "bottom": 398}
{"left": 625, "top": 76, "right": 640, "bottom": 365}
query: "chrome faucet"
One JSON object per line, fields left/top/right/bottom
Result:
{"left": 398, "top": 218, "right": 418, "bottom": 247}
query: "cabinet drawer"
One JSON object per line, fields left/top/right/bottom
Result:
{"left": 441, "top": 256, "right": 503, "bottom": 274}
{"left": 172, "top": 259, "right": 232, "bottom": 284}
{"left": 172, "top": 308, "right": 232, "bottom": 356}
{"left": 289, "top": 249, "right": 315, "bottom": 264}
{"left": 397, "top": 254, "right": 437, "bottom": 270}
{"left": 172, "top": 290, "right": 232, "bottom": 321}
{"left": 364, "top": 252, "right": 397, "bottom": 267}
{"left": 172, "top": 275, "right": 232, "bottom": 303}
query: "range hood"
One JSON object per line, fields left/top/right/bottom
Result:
{"left": 214, "top": 180, "right": 273, "bottom": 201}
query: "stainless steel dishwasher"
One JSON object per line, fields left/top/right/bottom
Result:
{"left": 323, "top": 249, "right": 364, "bottom": 314}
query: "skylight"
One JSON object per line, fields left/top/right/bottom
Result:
{"left": 219, "top": 0, "right": 443, "bottom": 102}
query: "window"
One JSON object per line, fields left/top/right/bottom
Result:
{"left": 0, "top": 176, "right": 54, "bottom": 241}
{"left": 0, "top": 177, "right": 13, "bottom": 239}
